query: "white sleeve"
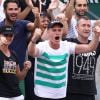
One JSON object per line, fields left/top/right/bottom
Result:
{"left": 67, "top": 41, "right": 76, "bottom": 54}
{"left": 36, "top": 42, "right": 44, "bottom": 56}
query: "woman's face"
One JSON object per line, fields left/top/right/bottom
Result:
{"left": 0, "top": 33, "right": 14, "bottom": 45}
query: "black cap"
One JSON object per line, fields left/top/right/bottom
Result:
{"left": 0, "top": 26, "right": 14, "bottom": 35}
{"left": 47, "top": 19, "right": 63, "bottom": 29}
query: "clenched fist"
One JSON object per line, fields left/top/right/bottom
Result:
{"left": 24, "top": 60, "right": 32, "bottom": 71}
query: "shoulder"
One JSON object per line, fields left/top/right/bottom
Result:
{"left": 10, "top": 50, "right": 18, "bottom": 59}
{"left": 37, "top": 40, "right": 48, "bottom": 46}
{"left": 15, "top": 19, "right": 30, "bottom": 24}
{"left": 14, "top": 20, "right": 31, "bottom": 30}
{"left": 63, "top": 38, "right": 77, "bottom": 42}
{"left": 0, "top": 20, "right": 5, "bottom": 26}
{"left": 60, "top": 40, "right": 76, "bottom": 47}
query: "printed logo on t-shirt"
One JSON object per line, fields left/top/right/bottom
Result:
{"left": 2, "top": 60, "right": 16, "bottom": 74}
{"left": 72, "top": 51, "right": 96, "bottom": 80}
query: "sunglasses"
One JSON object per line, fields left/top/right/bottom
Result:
{"left": 3, "top": 34, "right": 14, "bottom": 37}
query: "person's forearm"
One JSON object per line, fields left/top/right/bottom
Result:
{"left": 65, "top": 0, "right": 74, "bottom": 23}
{"left": 32, "top": 13, "right": 40, "bottom": 31}
{"left": 18, "top": 68, "right": 29, "bottom": 80}
{"left": 28, "top": 38, "right": 36, "bottom": 57}
{"left": 28, "top": 28, "right": 42, "bottom": 57}
{"left": 75, "top": 34, "right": 99, "bottom": 54}
{"left": 18, "top": 7, "right": 31, "bottom": 20}
{"left": 16, "top": 65, "right": 30, "bottom": 80}
{"left": 88, "top": 34, "right": 99, "bottom": 51}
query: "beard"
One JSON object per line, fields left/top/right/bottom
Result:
{"left": 5, "top": 12, "right": 16, "bottom": 24}
{"left": 75, "top": 11, "right": 88, "bottom": 17}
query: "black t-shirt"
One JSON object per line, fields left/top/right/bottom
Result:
{"left": 18, "top": 0, "right": 35, "bottom": 22}
{"left": 64, "top": 38, "right": 100, "bottom": 95}
{"left": 18, "top": 0, "right": 51, "bottom": 22}
{"left": 0, "top": 50, "right": 22, "bottom": 97}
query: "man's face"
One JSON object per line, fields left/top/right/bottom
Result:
{"left": 4, "top": 2, "right": 19, "bottom": 22}
{"left": 76, "top": 19, "right": 91, "bottom": 38}
{"left": 75, "top": 0, "right": 88, "bottom": 16}
{"left": 48, "top": 25, "right": 63, "bottom": 44}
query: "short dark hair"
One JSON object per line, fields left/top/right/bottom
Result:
{"left": 40, "top": 11, "right": 51, "bottom": 21}
{"left": 3, "top": 0, "right": 20, "bottom": 10}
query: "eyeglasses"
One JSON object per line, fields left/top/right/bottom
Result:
{"left": 3, "top": 34, "right": 14, "bottom": 37}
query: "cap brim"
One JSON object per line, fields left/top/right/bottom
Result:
{"left": 48, "top": 22, "right": 63, "bottom": 29}
{"left": 3, "top": 32, "right": 14, "bottom": 35}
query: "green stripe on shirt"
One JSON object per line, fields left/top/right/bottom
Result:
{"left": 36, "top": 72, "right": 66, "bottom": 80}
{"left": 35, "top": 80, "right": 66, "bottom": 88}
{"left": 42, "top": 52, "right": 68, "bottom": 60}
{"left": 37, "top": 64, "right": 66, "bottom": 73}
{"left": 37, "top": 58, "right": 66, "bottom": 66}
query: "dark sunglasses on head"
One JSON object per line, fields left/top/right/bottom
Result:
{"left": 3, "top": 34, "right": 14, "bottom": 37}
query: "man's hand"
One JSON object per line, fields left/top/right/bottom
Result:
{"left": 48, "top": 0, "right": 59, "bottom": 10}
{"left": 93, "top": 20, "right": 100, "bottom": 37}
{"left": 24, "top": 61, "right": 31, "bottom": 71}
{"left": 31, "top": 28, "right": 42, "bottom": 42}
{"left": 32, "top": 7, "right": 39, "bottom": 17}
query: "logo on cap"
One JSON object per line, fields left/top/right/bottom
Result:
{"left": 47, "top": 19, "right": 63, "bottom": 29}
{"left": 0, "top": 26, "right": 14, "bottom": 35}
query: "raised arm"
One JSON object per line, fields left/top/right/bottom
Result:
{"left": 65, "top": 0, "right": 74, "bottom": 23}
{"left": 47, "top": 0, "right": 59, "bottom": 19}
{"left": 17, "top": 0, "right": 33, "bottom": 20}
{"left": 28, "top": 28, "right": 42, "bottom": 57}
{"left": 25, "top": 0, "right": 34, "bottom": 9}
{"left": 26, "top": 7, "right": 40, "bottom": 31}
